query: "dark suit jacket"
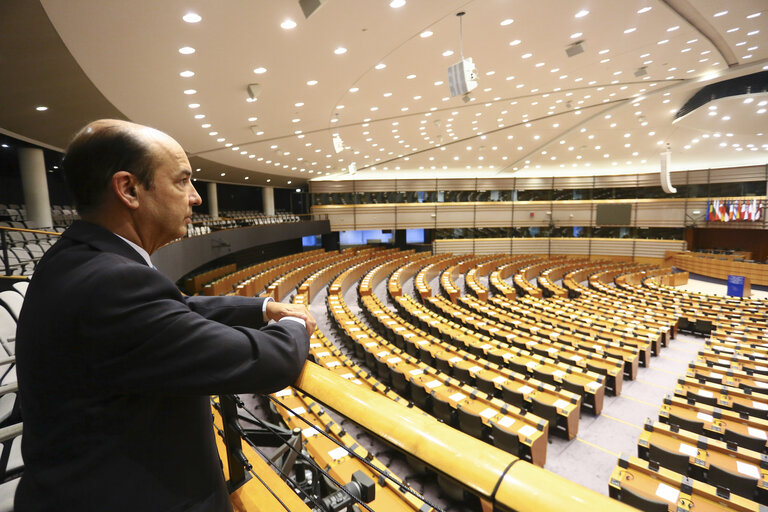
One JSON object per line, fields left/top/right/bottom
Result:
{"left": 14, "top": 220, "right": 310, "bottom": 511}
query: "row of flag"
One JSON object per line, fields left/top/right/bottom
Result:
{"left": 706, "top": 198, "right": 764, "bottom": 222}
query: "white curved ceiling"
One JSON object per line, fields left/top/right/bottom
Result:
{"left": 33, "top": 0, "right": 768, "bottom": 186}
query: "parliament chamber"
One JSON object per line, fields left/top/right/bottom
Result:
{"left": 2, "top": 0, "right": 768, "bottom": 510}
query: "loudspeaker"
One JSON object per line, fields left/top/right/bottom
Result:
{"left": 299, "top": 0, "right": 323, "bottom": 18}
{"left": 447, "top": 58, "right": 478, "bottom": 97}
{"left": 565, "top": 41, "right": 584, "bottom": 57}
{"left": 660, "top": 151, "right": 677, "bottom": 194}
{"left": 247, "top": 84, "right": 261, "bottom": 100}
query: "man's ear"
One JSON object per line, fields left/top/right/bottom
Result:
{"left": 112, "top": 171, "right": 140, "bottom": 209}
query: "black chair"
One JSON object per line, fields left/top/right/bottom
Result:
{"left": 561, "top": 376, "right": 585, "bottom": 402}
{"left": 417, "top": 345, "right": 435, "bottom": 366}
{"left": 619, "top": 485, "right": 670, "bottom": 512}
{"left": 405, "top": 340, "right": 419, "bottom": 357}
{"left": 374, "top": 358, "right": 391, "bottom": 386}
{"left": 586, "top": 362, "right": 609, "bottom": 376}
{"left": 694, "top": 319, "right": 714, "bottom": 337}
{"left": 409, "top": 379, "right": 432, "bottom": 412}
{"left": 708, "top": 463, "right": 758, "bottom": 501}
{"left": 532, "top": 368, "right": 556, "bottom": 387}
{"left": 457, "top": 405, "right": 484, "bottom": 440}
{"left": 500, "top": 383, "right": 526, "bottom": 410}
{"left": 475, "top": 374, "right": 498, "bottom": 397}
{"left": 434, "top": 353, "right": 452, "bottom": 374}
{"left": 391, "top": 368, "right": 409, "bottom": 398}
{"left": 530, "top": 397, "right": 560, "bottom": 437}
{"left": 724, "top": 428, "right": 766, "bottom": 453}
{"left": 668, "top": 413, "right": 705, "bottom": 435}
{"left": 678, "top": 317, "right": 691, "bottom": 334}
{"left": 686, "top": 390, "right": 717, "bottom": 407}
{"left": 431, "top": 392, "right": 455, "bottom": 425}
{"left": 491, "top": 422, "right": 520, "bottom": 456}
{"left": 508, "top": 360, "right": 529, "bottom": 376}
{"left": 648, "top": 442, "right": 689, "bottom": 475}
{"left": 451, "top": 365, "right": 472, "bottom": 385}
{"left": 732, "top": 401, "right": 768, "bottom": 420}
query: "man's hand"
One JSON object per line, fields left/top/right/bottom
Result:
{"left": 266, "top": 301, "right": 317, "bottom": 336}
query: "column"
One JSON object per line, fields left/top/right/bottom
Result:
{"left": 18, "top": 147, "right": 53, "bottom": 228}
{"left": 262, "top": 186, "right": 275, "bottom": 216}
{"left": 207, "top": 182, "right": 219, "bottom": 219}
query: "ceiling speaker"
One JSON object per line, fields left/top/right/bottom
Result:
{"left": 565, "top": 41, "right": 584, "bottom": 57}
{"left": 299, "top": 0, "right": 323, "bottom": 18}
{"left": 247, "top": 83, "right": 261, "bottom": 100}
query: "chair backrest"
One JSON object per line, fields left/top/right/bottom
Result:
{"left": 390, "top": 368, "right": 409, "bottom": 397}
{"left": 0, "top": 307, "right": 15, "bottom": 355}
{"left": 491, "top": 422, "right": 520, "bottom": 456}
{"left": 732, "top": 401, "right": 768, "bottom": 420}
{"left": 648, "top": 442, "right": 689, "bottom": 475}
{"left": 430, "top": 392, "right": 455, "bottom": 425}
{"left": 451, "top": 365, "right": 471, "bottom": 384}
{"left": 0, "top": 291, "right": 23, "bottom": 322}
{"left": 723, "top": 428, "right": 766, "bottom": 453}
{"left": 457, "top": 405, "right": 484, "bottom": 440}
{"left": 708, "top": 463, "right": 757, "bottom": 500}
{"left": 619, "top": 485, "right": 670, "bottom": 512}
{"left": 475, "top": 374, "right": 497, "bottom": 397}
{"left": 668, "top": 412, "right": 704, "bottom": 435}
{"left": 530, "top": 397, "right": 559, "bottom": 433}
{"left": 500, "top": 384, "right": 526, "bottom": 410}
{"left": 11, "top": 282, "right": 28, "bottom": 297}
{"left": 408, "top": 379, "right": 432, "bottom": 411}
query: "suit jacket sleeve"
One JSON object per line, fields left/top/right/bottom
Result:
{"left": 184, "top": 294, "right": 269, "bottom": 329}
{"left": 80, "top": 259, "right": 309, "bottom": 396}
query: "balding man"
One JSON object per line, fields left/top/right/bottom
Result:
{"left": 15, "top": 120, "right": 315, "bottom": 511}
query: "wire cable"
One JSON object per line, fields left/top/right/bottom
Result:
{"left": 229, "top": 396, "right": 378, "bottom": 512}
{"left": 261, "top": 393, "right": 446, "bottom": 512}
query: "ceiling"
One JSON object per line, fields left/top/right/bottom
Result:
{"left": 1, "top": 0, "right": 766, "bottom": 188}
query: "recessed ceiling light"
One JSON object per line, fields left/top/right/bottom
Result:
{"left": 389, "top": 0, "right": 406, "bottom": 7}
{"left": 182, "top": 13, "right": 201, "bottom": 23}
{"left": 220, "top": 172, "right": 226, "bottom": 176}
{"left": 442, "top": 50, "right": 454, "bottom": 57}
{"left": 281, "top": 19, "right": 297, "bottom": 29}
{"left": 178, "top": 46, "right": 196, "bottom": 55}
{"left": 637, "top": 7, "right": 652, "bottom": 14}
{"left": 208, "top": 131, "right": 218, "bottom": 136}
{"left": 521, "top": 53, "right": 532, "bottom": 59}
{"left": 406, "top": 74, "right": 416, "bottom": 79}
{"left": 292, "top": 118, "right": 301, "bottom": 123}
{"left": 658, "top": 39, "right": 669, "bottom": 44}
{"left": 747, "top": 12, "right": 761, "bottom": 19}
{"left": 420, "top": 30, "right": 433, "bottom": 38}
{"left": 217, "top": 138, "right": 225, "bottom": 142}
{"left": 571, "top": 32, "right": 582, "bottom": 39}
{"left": 248, "top": 116, "right": 257, "bottom": 122}
{"left": 747, "top": 30, "right": 760, "bottom": 36}
{"left": 334, "top": 47, "right": 347, "bottom": 55}
{"left": 194, "top": 114, "right": 205, "bottom": 119}
{"left": 349, "top": 87, "right": 359, "bottom": 92}
{"left": 667, "top": 25, "right": 679, "bottom": 32}
{"left": 624, "top": 27, "right": 636, "bottom": 34}
{"left": 714, "top": 10, "right": 728, "bottom": 17}
{"left": 201, "top": 123, "right": 211, "bottom": 128}
{"left": 509, "top": 39, "right": 521, "bottom": 46}
{"left": 500, "top": 18, "right": 514, "bottom": 26}
{"left": 307, "top": 80, "right": 318, "bottom": 86}
{"left": 383, "top": 92, "right": 392, "bottom": 97}
{"left": 375, "top": 63, "right": 386, "bottom": 70}
{"left": 253, "top": 67, "right": 267, "bottom": 74}
{"left": 188, "top": 103, "right": 200, "bottom": 109}
{"left": 575, "top": 9, "right": 589, "bottom": 18}
{"left": 183, "top": 89, "right": 197, "bottom": 95}
{"left": 35, "top": 105, "right": 48, "bottom": 111}
{"left": 179, "top": 70, "right": 195, "bottom": 78}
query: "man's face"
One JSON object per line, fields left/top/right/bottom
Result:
{"left": 136, "top": 136, "right": 201, "bottom": 249}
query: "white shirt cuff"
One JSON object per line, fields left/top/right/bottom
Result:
{"left": 262, "top": 296, "right": 273, "bottom": 322}
{"left": 279, "top": 317, "right": 307, "bottom": 327}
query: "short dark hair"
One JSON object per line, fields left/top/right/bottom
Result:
{"left": 62, "top": 121, "right": 156, "bottom": 214}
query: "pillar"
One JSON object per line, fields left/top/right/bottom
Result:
{"left": 207, "top": 182, "right": 219, "bottom": 219}
{"left": 18, "top": 147, "right": 53, "bottom": 228}
{"left": 262, "top": 186, "right": 275, "bottom": 216}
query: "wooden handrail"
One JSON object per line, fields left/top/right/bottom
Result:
{"left": 0, "top": 225, "right": 60, "bottom": 236}
{"left": 293, "top": 361, "right": 634, "bottom": 512}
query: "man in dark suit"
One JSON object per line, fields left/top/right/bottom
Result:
{"left": 14, "top": 119, "right": 315, "bottom": 511}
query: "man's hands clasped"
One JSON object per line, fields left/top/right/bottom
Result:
{"left": 266, "top": 301, "right": 317, "bottom": 336}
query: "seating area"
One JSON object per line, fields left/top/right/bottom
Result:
{"left": 5, "top": 241, "right": 768, "bottom": 511}
{"left": 186, "top": 210, "right": 302, "bottom": 237}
